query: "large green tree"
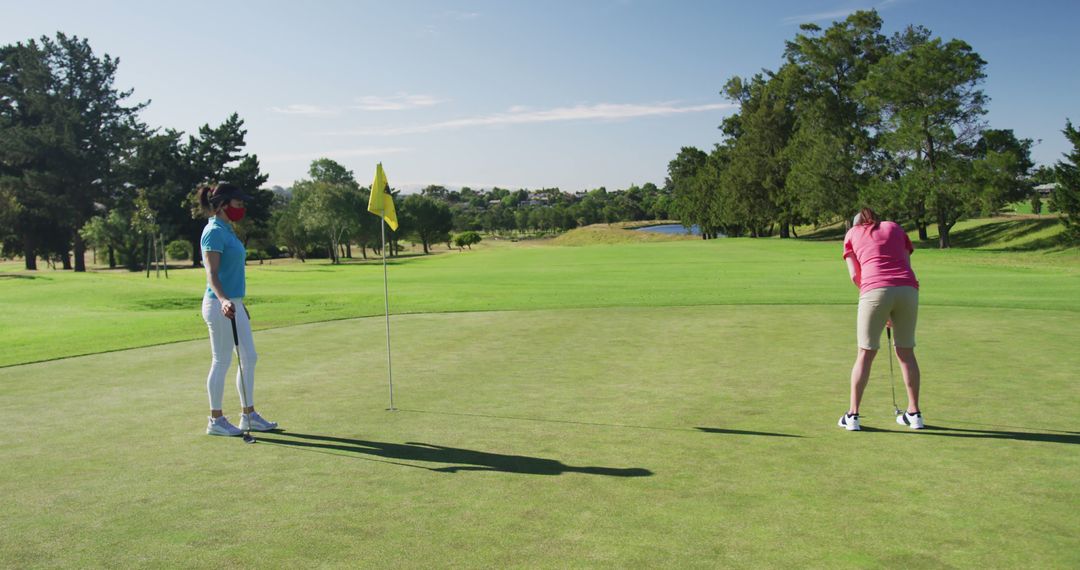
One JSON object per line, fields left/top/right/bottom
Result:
{"left": 284, "top": 158, "right": 372, "bottom": 263}
{"left": 971, "top": 129, "right": 1034, "bottom": 215}
{"left": 667, "top": 146, "right": 717, "bottom": 237}
{"left": 172, "top": 115, "right": 267, "bottom": 267}
{"left": 270, "top": 190, "right": 312, "bottom": 262}
{"left": 1051, "top": 120, "right": 1080, "bottom": 242}
{"left": 859, "top": 27, "right": 988, "bottom": 248}
{"left": 783, "top": 11, "right": 888, "bottom": 226}
{"left": 48, "top": 34, "right": 147, "bottom": 270}
{"left": 294, "top": 180, "right": 352, "bottom": 264}
{"left": 0, "top": 34, "right": 146, "bottom": 270}
{"left": 721, "top": 71, "right": 797, "bottom": 237}
{"left": 182, "top": 114, "right": 268, "bottom": 265}
{"left": 402, "top": 194, "right": 453, "bottom": 254}
{"left": 0, "top": 39, "right": 53, "bottom": 268}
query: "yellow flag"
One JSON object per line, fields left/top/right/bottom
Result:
{"left": 367, "top": 163, "right": 398, "bottom": 231}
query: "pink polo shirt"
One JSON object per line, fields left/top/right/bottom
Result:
{"left": 843, "top": 221, "right": 919, "bottom": 294}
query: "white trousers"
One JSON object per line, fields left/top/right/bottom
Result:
{"left": 202, "top": 296, "right": 257, "bottom": 410}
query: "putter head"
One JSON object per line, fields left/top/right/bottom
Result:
{"left": 242, "top": 433, "right": 256, "bottom": 444}
{"left": 894, "top": 407, "right": 903, "bottom": 417}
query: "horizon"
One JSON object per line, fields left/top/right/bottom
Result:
{"left": 2, "top": 0, "right": 1078, "bottom": 191}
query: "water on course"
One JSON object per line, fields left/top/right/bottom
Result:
{"left": 634, "top": 224, "right": 710, "bottom": 236}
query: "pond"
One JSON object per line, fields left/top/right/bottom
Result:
{"left": 634, "top": 224, "right": 710, "bottom": 236}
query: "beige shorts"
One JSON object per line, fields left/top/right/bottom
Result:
{"left": 857, "top": 286, "right": 918, "bottom": 350}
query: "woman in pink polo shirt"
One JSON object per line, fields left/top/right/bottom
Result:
{"left": 838, "top": 207, "right": 924, "bottom": 431}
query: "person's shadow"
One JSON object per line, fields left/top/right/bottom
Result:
{"left": 856, "top": 424, "right": 1079, "bottom": 444}
{"left": 257, "top": 432, "right": 653, "bottom": 477}
{"left": 916, "top": 425, "right": 1080, "bottom": 445}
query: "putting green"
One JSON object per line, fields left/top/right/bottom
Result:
{"left": 2, "top": 302, "right": 1077, "bottom": 567}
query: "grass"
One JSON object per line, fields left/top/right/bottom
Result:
{"left": 2, "top": 234, "right": 1077, "bottom": 367}
{"left": 1, "top": 225, "right": 1079, "bottom": 567}
{"left": 800, "top": 212, "right": 1076, "bottom": 253}
{"left": 920, "top": 215, "right": 1073, "bottom": 252}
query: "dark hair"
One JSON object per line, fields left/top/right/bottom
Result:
{"left": 856, "top": 207, "right": 880, "bottom": 227}
{"left": 193, "top": 181, "right": 241, "bottom": 218}
{"left": 194, "top": 184, "right": 218, "bottom": 218}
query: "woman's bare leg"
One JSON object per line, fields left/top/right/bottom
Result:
{"left": 894, "top": 347, "right": 920, "bottom": 413}
{"left": 850, "top": 348, "right": 877, "bottom": 414}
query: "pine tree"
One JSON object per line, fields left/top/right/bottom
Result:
{"left": 1051, "top": 121, "right": 1080, "bottom": 243}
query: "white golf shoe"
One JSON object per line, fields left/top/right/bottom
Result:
{"left": 239, "top": 411, "right": 279, "bottom": 432}
{"left": 837, "top": 413, "right": 861, "bottom": 431}
{"left": 207, "top": 416, "right": 243, "bottom": 436}
{"left": 896, "top": 411, "right": 925, "bottom": 429}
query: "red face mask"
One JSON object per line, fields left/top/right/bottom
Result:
{"left": 224, "top": 205, "right": 246, "bottom": 221}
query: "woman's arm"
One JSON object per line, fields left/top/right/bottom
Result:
{"left": 203, "top": 251, "right": 236, "bottom": 318}
{"left": 845, "top": 256, "right": 861, "bottom": 288}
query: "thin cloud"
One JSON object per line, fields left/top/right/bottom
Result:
{"left": 782, "top": 8, "right": 862, "bottom": 25}
{"left": 330, "top": 101, "right": 737, "bottom": 136}
{"left": 423, "top": 10, "right": 480, "bottom": 37}
{"left": 353, "top": 93, "right": 444, "bottom": 111}
{"left": 265, "top": 147, "right": 410, "bottom": 162}
{"left": 781, "top": 0, "right": 907, "bottom": 25}
{"left": 269, "top": 104, "right": 340, "bottom": 116}
{"left": 781, "top": 0, "right": 903, "bottom": 25}
{"left": 445, "top": 10, "right": 481, "bottom": 20}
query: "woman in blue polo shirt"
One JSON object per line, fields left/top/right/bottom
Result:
{"left": 196, "top": 182, "right": 279, "bottom": 437}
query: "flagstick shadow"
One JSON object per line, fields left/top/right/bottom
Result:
{"left": 695, "top": 427, "right": 803, "bottom": 438}
{"left": 258, "top": 431, "right": 654, "bottom": 477}
{"left": 398, "top": 408, "right": 802, "bottom": 438}
{"left": 337, "top": 258, "right": 416, "bottom": 266}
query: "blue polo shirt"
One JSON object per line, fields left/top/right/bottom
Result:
{"left": 201, "top": 217, "right": 246, "bottom": 299}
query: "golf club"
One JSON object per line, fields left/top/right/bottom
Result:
{"left": 886, "top": 326, "right": 902, "bottom": 417}
{"left": 231, "top": 314, "right": 256, "bottom": 444}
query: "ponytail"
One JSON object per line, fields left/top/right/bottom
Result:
{"left": 855, "top": 207, "right": 880, "bottom": 228}
{"left": 193, "top": 184, "right": 217, "bottom": 217}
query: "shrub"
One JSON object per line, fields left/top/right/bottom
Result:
{"left": 453, "top": 231, "right": 482, "bottom": 249}
{"left": 166, "top": 240, "right": 191, "bottom": 261}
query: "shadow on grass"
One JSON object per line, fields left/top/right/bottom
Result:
{"left": 258, "top": 431, "right": 653, "bottom": 477}
{"left": 938, "top": 419, "right": 1078, "bottom": 434}
{"left": 798, "top": 226, "right": 848, "bottom": 242}
{"left": 947, "top": 218, "right": 1061, "bottom": 249}
{"left": 695, "top": 427, "right": 803, "bottom": 438}
{"left": 918, "top": 425, "right": 1080, "bottom": 445}
{"left": 281, "top": 261, "right": 410, "bottom": 271}
{"left": 399, "top": 408, "right": 802, "bottom": 437}
{"left": 856, "top": 424, "right": 1078, "bottom": 444}
{"left": 912, "top": 218, "right": 1072, "bottom": 251}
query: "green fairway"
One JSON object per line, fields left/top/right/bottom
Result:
{"left": 1, "top": 235, "right": 1077, "bottom": 367}
{"left": 1, "top": 237, "right": 1079, "bottom": 567}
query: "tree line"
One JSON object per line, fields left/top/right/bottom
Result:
{"left": 0, "top": 32, "right": 683, "bottom": 271}
{"left": 6, "top": 24, "right": 1075, "bottom": 271}
{"left": 0, "top": 33, "right": 269, "bottom": 270}
{"left": 271, "top": 164, "right": 677, "bottom": 263}
{"left": 666, "top": 10, "right": 1078, "bottom": 247}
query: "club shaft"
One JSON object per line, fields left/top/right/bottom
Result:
{"left": 231, "top": 315, "right": 253, "bottom": 440}
{"left": 887, "top": 327, "right": 898, "bottom": 413}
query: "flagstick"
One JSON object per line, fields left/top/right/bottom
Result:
{"left": 381, "top": 212, "right": 396, "bottom": 411}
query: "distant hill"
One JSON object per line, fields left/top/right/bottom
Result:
{"left": 552, "top": 223, "right": 698, "bottom": 246}
{"left": 800, "top": 214, "right": 1076, "bottom": 253}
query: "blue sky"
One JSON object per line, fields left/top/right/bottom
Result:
{"left": 2, "top": 0, "right": 1078, "bottom": 191}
